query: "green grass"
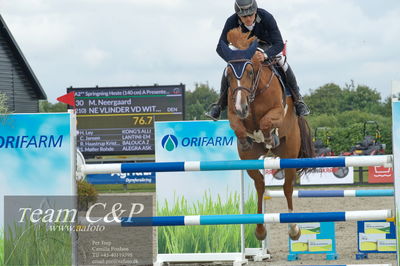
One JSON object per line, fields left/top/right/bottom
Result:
{"left": 3, "top": 221, "right": 71, "bottom": 265}
{"left": 0, "top": 229, "right": 3, "bottom": 266}
{"left": 353, "top": 167, "right": 368, "bottom": 183}
{"left": 157, "top": 191, "right": 261, "bottom": 254}
{"left": 94, "top": 183, "right": 155, "bottom": 193}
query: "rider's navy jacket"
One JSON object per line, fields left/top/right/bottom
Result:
{"left": 217, "top": 8, "right": 284, "bottom": 62}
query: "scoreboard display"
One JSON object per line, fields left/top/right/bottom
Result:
{"left": 68, "top": 85, "right": 184, "bottom": 158}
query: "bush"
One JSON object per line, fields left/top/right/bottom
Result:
{"left": 76, "top": 180, "right": 98, "bottom": 211}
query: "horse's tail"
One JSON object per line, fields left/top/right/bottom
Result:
{"left": 297, "top": 116, "right": 315, "bottom": 174}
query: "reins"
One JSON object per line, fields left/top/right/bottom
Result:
{"left": 249, "top": 63, "right": 275, "bottom": 103}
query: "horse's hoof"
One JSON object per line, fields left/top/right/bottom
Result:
{"left": 289, "top": 226, "right": 301, "bottom": 240}
{"left": 255, "top": 226, "right": 267, "bottom": 241}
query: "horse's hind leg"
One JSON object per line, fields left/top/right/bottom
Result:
{"left": 284, "top": 168, "right": 301, "bottom": 240}
{"left": 247, "top": 169, "right": 266, "bottom": 240}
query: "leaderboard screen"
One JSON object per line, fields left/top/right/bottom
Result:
{"left": 68, "top": 85, "right": 185, "bottom": 158}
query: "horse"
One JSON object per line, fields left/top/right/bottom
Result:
{"left": 220, "top": 27, "right": 315, "bottom": 241}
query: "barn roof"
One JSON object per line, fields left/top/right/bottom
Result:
{"left": 0, "top": 15, "right": 46, "bottom": 99}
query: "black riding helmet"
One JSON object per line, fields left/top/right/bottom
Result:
{"left": 234, "top": 0, "right": 258, "bottom": 17}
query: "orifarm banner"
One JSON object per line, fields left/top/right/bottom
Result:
{"left": 0, "top": 113, "right": 75, "bottom": 227}
{"left": 155, "top": 120, "right": 242, "bottom": 254}
{"left": 0, "top": 113, "right": 75, "bottom": 264}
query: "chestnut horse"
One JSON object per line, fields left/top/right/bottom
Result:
{"left": 220, "top": 28, "right": 314, "bottom": 241}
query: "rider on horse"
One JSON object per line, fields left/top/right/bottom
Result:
{"left": 206, "top": 0, "right": 310, "bottom": 120}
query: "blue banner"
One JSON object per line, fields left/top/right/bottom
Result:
{"left": 86, "top": 172, "right": 156, "bottom": 184}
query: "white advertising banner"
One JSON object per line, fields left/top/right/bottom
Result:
{"left": 300, "top": 167, "right": 354, "bottom": 185}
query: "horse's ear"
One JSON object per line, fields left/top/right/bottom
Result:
{"left": 247, "top": 40, "right": 258, "bottom": 57}
{"left": 219, "top": 40, "right": 233, "bottom": 62}
{"left": 246, "top": 41, "right": 258, "bottom": 59}
{"left": 249, "top": 40, "right": 262, "bottom": 65}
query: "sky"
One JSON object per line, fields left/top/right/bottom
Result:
{"left": 1, "top": 0, "right": 399, "bottom": 102}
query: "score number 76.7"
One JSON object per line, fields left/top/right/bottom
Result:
{"left": 132, "top": 116, "right": 153, "bottom": 125}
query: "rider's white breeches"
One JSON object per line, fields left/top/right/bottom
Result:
{"left": 276, "top": 52, "right": 289, "bottom": 72}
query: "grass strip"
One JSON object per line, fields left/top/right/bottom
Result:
{"left": 157, "top": 190, "right": 261, "bottom": 253}
{"left": 4, "top": 221, "right": 71, "bottom": 265}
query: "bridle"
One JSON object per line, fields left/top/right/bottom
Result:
{"left": 228, "top": 58, "right": 275, "bottom": 104}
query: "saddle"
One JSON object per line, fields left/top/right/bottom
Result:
{"left": 257, "top": 42, "right": 291, "bottom": 97}
{"left": 269, "top": 61, "right": 291, "bottom": 97}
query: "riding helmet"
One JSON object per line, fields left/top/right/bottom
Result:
{"left": 234, "top": 0, "right": 258, "bottom": 17}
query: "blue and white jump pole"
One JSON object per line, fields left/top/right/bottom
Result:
{"left": 265, "top": 189, "right": 394, "bottom": 198}
{"left": 115, "top": 210, "right": 392, "bottom": 227}
{"left": 81, "top": 155, "right": 393, "bottom": 174}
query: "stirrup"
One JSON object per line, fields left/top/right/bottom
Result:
{"left": 205, "top": 104, "right": 221, "bottom": 121}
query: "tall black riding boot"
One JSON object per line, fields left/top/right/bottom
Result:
{"left": 285, "top": 65, "right": 310, "bottom": 116}
{"left": 205, "top": 73, "right": 229, "bottom": 121}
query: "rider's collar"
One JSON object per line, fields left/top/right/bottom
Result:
{"left": 245, "top": 23, "right": 255, "bottom": 31}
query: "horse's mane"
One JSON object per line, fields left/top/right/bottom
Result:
{"left": 227, "top": 27, "right": 257, "bottom": 50}
{"left": 227, "top": 27, "right": 261, "bottom": 66}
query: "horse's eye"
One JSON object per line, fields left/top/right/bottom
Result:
{"left": 249, "top": 70, "right": 254, "bottom": 77}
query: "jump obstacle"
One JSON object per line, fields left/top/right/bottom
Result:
{"left": 81, "top": 155, "right": 392, "bottom": 174}
{"left": 79, "top": 155, "right": 394, "bottom": 226}
{"left": 78, "top": 150, "right": 397, "bottom": 265}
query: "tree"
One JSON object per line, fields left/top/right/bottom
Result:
{"left": 380, "top": 96, "right": 392, "bottom": 117}
{"left": 303, "top": 83, "right": 343, "bottom": 115}
{"left": 39, "top": 100, "right": 68, "bottom": 112}
{"left": 344, "top": 84, "right": 381, "bottom": 113}
{"left": 185, "top": 83, "right": 221, "bottom": 120}
{"left": 305, "top": 81, "right": 386, "bottom": 115}
{"left": 305, "top": 81, "right": 392, "bottom": 154}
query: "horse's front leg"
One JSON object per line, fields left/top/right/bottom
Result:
{"left": 229, "top": 114, "right": 252, "bottom": 151}
{"left": 259, "top": 106, "right": 284, "bottom": 148}
{"left": 247, "top": 169, "right": 267, "bottom": 240}
{"left": 284, "top": 168, "right": 301, "bottom": 240}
